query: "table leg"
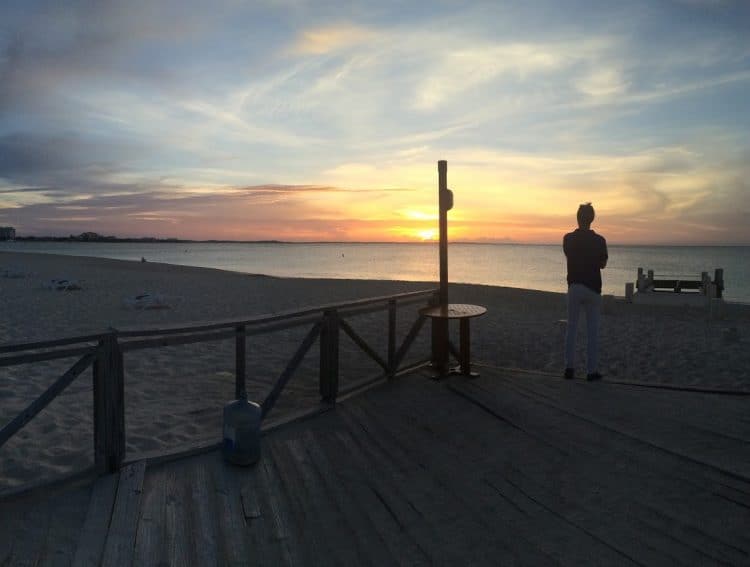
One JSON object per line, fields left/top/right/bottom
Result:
{"left": 460, "top": 318, "right": 472, "bottom": 375}
{"left": 431, "top": 317, "right": 450, "bottom": 377}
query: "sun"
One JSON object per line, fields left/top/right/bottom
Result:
{"left": 416, "top": 229, "right": 436, "bottom": 241}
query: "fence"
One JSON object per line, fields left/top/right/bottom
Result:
{"left": 0, "top": 288, "right": 437, "bottom": 494}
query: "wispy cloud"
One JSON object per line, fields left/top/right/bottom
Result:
{"left": 1, "top": 0, "right": 749, "bottom": 243}
{"left": 291, "top": 24, "right": 377, "bottom": 55}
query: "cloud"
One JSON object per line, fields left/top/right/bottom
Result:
{"left": 291, "top": 24, "right": 377, "bottom": 55}
{"left": 1, "top": 0, "right": 749, "bottom": 243}
{"left": 575, "top": 68, "right": 630, "bottom": 98}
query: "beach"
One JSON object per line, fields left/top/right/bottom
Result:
{"left": 1, "top": 251, "right": 749, "bottom": 491}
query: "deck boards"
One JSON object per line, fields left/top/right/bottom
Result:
{"left": 72, "top": 473, "right": 118, "bottom": 567}
{"left": 100, "top": 461, "right": 145, "bottom": 567}
{"left": 2, "top": 366, "right": 750, "bottom": 565}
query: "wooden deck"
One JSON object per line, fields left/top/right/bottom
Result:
{"left": 2, "top": 366, "right": 750, "bottom": 566}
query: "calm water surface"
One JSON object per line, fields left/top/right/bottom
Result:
{"left": 2, "top": 241, "right": 749, "bottom": 303}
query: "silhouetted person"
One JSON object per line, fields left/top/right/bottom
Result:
{"left": 563, "top": 203, "right": 608, "bottom": 381}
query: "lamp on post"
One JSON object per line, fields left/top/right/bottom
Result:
{"left": 421, "top": 160, "right": 486, "bottom": 378}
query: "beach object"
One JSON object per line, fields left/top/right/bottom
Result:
{"left": 222, "top": 396, "right": 262, "bottom": 466}
{"left": 419, "top": 160, "right": 487, "bottom": 378}
{"left": 1, "top": 268, "right": 25, "bottom": 278}
{"left": 631, "top": 267, "right": 725, "bottom": 307}
{"left": 122, "top": 292, "right": 170, "bottom": 310}
{"left": 45, "top": 278, "right": 82, "bottom": 291}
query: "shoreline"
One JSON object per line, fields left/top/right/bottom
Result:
{"left": 4, "top": 247, "right": 748, "bottom": 306}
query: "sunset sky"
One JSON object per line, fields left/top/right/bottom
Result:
{"left": 1, "top": 0, "right": 749, "bottom": 244}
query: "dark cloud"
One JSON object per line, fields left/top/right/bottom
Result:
{"left": 0, "top": 133, "right": 82, "bottom": 179}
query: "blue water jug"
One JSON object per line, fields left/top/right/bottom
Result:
{"left": 222, "top": 397, "right": 261, "bottom": 465}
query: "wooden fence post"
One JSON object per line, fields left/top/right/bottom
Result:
{"left": 429, "top": 291, "right": 448, "bottom": 373}
{"left": 235, "top": 324, "right": 246, "bottom": 399}
{"left": 387, "top": 299, "right": 397, "bottom": 378}
{"left": 319, "top": 310, "right": 339, "bottom": 402}
{"left": 93, "top": 331, "right": 125, "bottom": 474}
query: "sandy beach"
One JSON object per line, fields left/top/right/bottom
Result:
{"left": 1, "top": 251, "right": 749, "bottom": 491}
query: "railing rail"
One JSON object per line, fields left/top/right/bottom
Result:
{"left": 0, "top": 287, "right": 437, "bottom": 488}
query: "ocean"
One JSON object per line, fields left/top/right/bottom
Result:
{"left": 2, "top": 241, "right": 749, "bottom": 303}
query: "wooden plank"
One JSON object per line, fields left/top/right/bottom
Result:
{"left": 212, "top": 459, "right": 249, "bottom": 566}
{"left": 119, "top": 329, "right": 235, "bottom": 352}
{"left": 108, "top": 343, "right": 126, "bottom": 472}
{"left": 340, "top": 402, "right": 535, "bottom": 565}
{"left": 164, "top": 468, "right": 191, "bottom": 567}
{"left": 256, "top": 446, "right": 305, "bottom": 566}
{"left": 72, "top": 473, "right": 119, "bottom": 567}
{"left": 0, "top": 353, "right": 95, "bottom": 450}
{"left": 133, "top": 466, "right": 167, "bottom": 567}
{"left": 234, "top": 325, "right": 246, "bottom": 399}
{"left": 484, "top": 376, "right": 750, "bottom": 557}
{"left": 266, "top": 441, "right": 330, "bottom": 564}
{"left": 0, "top": 346, "right": 95, "bottom": 367}
{"left": 325, "top": 427, "right": 439, "bottom": 564}
{"left": 294, "top": 433, "right": 398, "bottom": 566}
{"left": 101, "top": 461, "right": 146, "bottom": 567}
{"left": 239, "top": 454, "right": 282, "bottom": 566}
{"left": 318, "top": 310, "right": 339, "bottom": 402}
{"left": 354, "top": 377, "right": 638, "bottom": 565}
{"left": 450, "top": 376, "right": 750, "bottom": 563}
{"left": 339, "top": 317, "right": 388, "bottom": 371}
{"left": 495, "top": 373, "right": 750, "bottom": 480}
{"left": 0, "top": 465, "right": 98, "bottom": 502}
{"left": 387, "top": 299, "right": 396, "bottom": 375}
{"left": 39, "top": 486, "right": 93, "bottom": 567}
{"left": 0, "top": 485, "right": 91, "bottom": 566}
{"left": 3, "top": 492, "right": 52, "bottom": 566}
{"left": 261, "top": 322, "right": 321, "bottom": 418}
{"left": 0, "top": 333, "right": 106, "bottom": 354}
{"left": 116, "top": 288, "right": 435, "bottom": 338}
{"left": 393, "top": 314, "right": 426, "bottom": 369}
{"left": 187, "top": 458, "right": 219, "bottom": 567}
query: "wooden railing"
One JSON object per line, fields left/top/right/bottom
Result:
{"left": 0, "top": 288, "right": 437, "bottom": 486}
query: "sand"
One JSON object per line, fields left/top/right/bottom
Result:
{"left": 1, "top": 251, "right": 749, "bottom": 492}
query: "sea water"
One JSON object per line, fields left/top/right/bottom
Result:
{"left": 2, "top": 241, "right": 748, "bottom": 303}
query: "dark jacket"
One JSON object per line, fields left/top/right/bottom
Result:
{"left": 563, "top": 228, "right": 608, "bottom": 294}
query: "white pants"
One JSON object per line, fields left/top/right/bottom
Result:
{"left": 565, "top": 283, "right": 601, "bottom": 374}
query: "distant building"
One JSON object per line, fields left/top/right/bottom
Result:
{"left": 0, "top": 227, "right": 15, "bottom": 241}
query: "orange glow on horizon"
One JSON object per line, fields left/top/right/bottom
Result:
{"left": 416, "top": 229, "right": 437, "bottom": 241}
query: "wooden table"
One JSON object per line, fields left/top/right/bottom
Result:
{"left": 419, "top": 303, "right": 487, "bottom": 377}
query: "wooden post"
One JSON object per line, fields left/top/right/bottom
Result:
{"left": 438, "top": 160, "right": 452, "bottom": 306}
{"left": 387, "top": 299, "right": 396, "bottom": 377}
{"left": 319, "top": 310, "right": 339, "bottom": 402}
{"left": 714, "top": 268, "right": 724, "bottom": 298}
{"left": 93, "top": 331, "right": 125, "bottom": 473}
{"left": 235, "top": 324, "right": 246, "bottom": 399}
{"left": 625, "top": 282, "right": 634, "bottom": 303}
{"left": 430, "top": 292, "right": 449, "bottom": 375}
{"left": 434, "top": 160, "right": 452, "bottom": 376}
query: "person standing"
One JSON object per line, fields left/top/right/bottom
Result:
{"left": 563, "top": 203, "right": 608, "bottom": 381}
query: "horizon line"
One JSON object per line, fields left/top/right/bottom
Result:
{"left": 5, "top": 236, "right": 750, "bottom": 247}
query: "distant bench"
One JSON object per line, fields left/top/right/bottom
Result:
{"left": 625, "top": 268, "right": 724, "bottom": 302}
{"left": 651, "top": 279, "right": 703, "bottom": 293}
{"left": 635, "top": 268, "right": 724, "bottom": 297}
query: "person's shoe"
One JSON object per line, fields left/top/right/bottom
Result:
{"left": 564, "top": 368, "right": 575, "bottom": 380}
{"left": 586, "top": 372, "right": 603, "bottom": 381}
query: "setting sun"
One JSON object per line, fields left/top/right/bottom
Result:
{"left": 417, "top": 229, "right": 436, "bottom": 241}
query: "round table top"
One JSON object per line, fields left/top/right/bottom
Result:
{"left": 419, "top": 303, "right": 487, "bottom": 319}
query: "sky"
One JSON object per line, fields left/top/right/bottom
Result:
{"left": 1, "top": 0, "right": 749, "bottom": 244}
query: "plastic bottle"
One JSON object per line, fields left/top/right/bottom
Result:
{"left": 222, "top": 396, "right": 262, "bottom": 466}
